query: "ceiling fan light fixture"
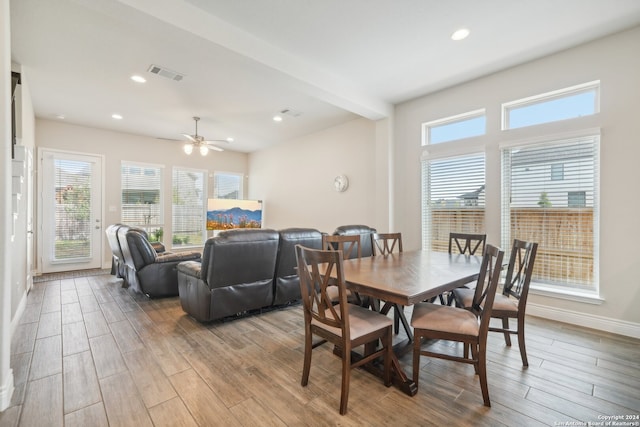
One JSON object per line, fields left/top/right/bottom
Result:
{"left": 183, "top": 143, "right": 194, "bottom": 155}
{"left": 199, "top": 145, "right": 209, "bottom": 156}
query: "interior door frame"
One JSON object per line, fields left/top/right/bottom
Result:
{"left": 37, "top": 148, "right": 105, "bottom": 274}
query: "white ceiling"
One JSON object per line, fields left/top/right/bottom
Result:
{"left": 10, "top": 0, "right": 640, "bottom": 153}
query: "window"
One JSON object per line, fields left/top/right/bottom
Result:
{"left": 502, "top": 81, "right": 599, "bottom": 130}
{"left": 121, "top": 162, "right": 163, "bottom": 240}
{"left": 214, "top": 172, "right": 243, "bottom": 199}
{"left": 551, "top": 163, "right": 564, "bottom": 181}
{"left": 422, "top": 109, "right": 486, "bottom": 145}
{"left": 501, "top": 135, "right": 599, "bottom": 292}
{"left": 172, "top": 167, "right": 206, "bottom": 248}
{"left": 422, "top": 153, "right": 485, "bottom": 251}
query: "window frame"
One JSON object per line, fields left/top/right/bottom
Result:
{"left": 421, "top": 152, "right": 486, "bottom": 252}
{"left": 213, "top": 171, "right": 244, "bottom": 199}
{"left": 172, "top": 166, "right": 207, "bottom": 249}
{"left": 120, "top": 161, "right": 164, "bottom": 240}
{"left": 500, "top": 131, "right": 600, "bottom": 296}
{"left": 422, "top": 109, "right": 486, "bottom": 145}
{"left": 501, "top": 81, "right": 600, "bottom": 131}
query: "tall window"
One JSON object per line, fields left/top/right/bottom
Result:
{"left": 501, "top": 135, "right": 599, "bottom": 292}
{"left": 422, "top": 109, "right": 486, "bottom": 145}
{"left": 214, "top": 172, "right": 243, "bottom": 199}
{"left": 172, "top": 167, "right": 206, "bottom": 248}
{"left": 121, "top": 162, "right": 163, "bottom": 242}
{"left": 422, "top": 153, "right": 485, "bottom": 251}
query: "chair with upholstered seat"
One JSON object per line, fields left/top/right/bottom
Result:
{"left": 322, "top": 234, "right": 361, "bottom": 259}
{"left": 411, "top": 244, "right": 504, "bottom": 407}
{"left": 437, "top": 232, "right": 488, "bottom": 305}
{"left": 449, "top": 232, "right": 486, "bottom": 256}
{"left": 371, "top": 233, "right": 409, "bottom": 335}
{"left": 452, "top": 239, "right": 537, "bottom": 366}
{"left": 488, "top": 239, "right": 537, "bottom": 366}
{"left": 295, "top": 245, "right": 392, "bottom": 415}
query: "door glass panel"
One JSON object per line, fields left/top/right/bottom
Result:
{"left": 54, "top": 159, "right": 93, "bottom": 260}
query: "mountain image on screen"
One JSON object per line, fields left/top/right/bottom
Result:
{"left": 207, "top": 206, "right": 262, "bottom": 230}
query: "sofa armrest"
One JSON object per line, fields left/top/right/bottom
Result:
{"left": 177, "top": 260, "right": 202, "bottom": 280}
{"left": 156, "top": 251, "right": 201, "bottom": 264}
{"left": 151, "top": 242, "right": 166, "bottom": 253}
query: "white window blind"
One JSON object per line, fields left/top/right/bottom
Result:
{"left": 121, "top": 162, "right": 163, "bottom": 239}
{"left": 172, "top": 168, "right": 206, "bottom": 247}
{"left": 54, "top": 159, "right": 92, "bottom": 260}
{"left": 501, "top": 135, "right": 599, "bottom": 291}
{"left": 422, "top": 153, "right": 486, "bottom": 252}
{"left": 214, "top": 172, "right": 243, "bottom": 199}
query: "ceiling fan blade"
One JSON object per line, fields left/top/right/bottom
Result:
{"left": 182, "top": 134, "right": 196, "bottom": 142}
{"left": 204, "top": 139, "right": 230, "bottom": 144}
{"left": 206, "top": 144, "right": 224, "bottom": 152}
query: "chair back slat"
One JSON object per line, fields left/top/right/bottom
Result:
{"left": 471, "top": 244, "right": 504, "bottom": 321}
{"left": 371, "top": 232, "right": 403, "bottom": 256}
{"left": 449, "top": 232, "right": 486, "bottom": 256}
{"left": 322, "top": 234, "right": 362, "bottom": 259}
{"left": 472, "top": 245, "right": 504, "bottom": 314}
{"left": 503, "top": 239, "right": 538, "bottom": 303}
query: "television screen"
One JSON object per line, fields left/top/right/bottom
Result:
{"left": 207, "top": 199, "right": 262, "bottom": 230}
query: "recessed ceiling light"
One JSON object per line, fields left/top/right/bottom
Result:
{"left": 131, "top": 75, "right": 146, "bottom": 83}
{"left": 273, "top": 115, "right": 283, "bottom": 122}
{"left": 451, "top": 28, "right": 470, "bottom": 41}
{"left": 112, "top": 114, "right": 123, "bottom": 120}
{"left": 55, "top": 114, "right": 65, "bottom": 120}
{"left": 226, "top": 137, "right": 234, "bottom": 142}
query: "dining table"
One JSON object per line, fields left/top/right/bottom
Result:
{"left": 332, "top": 250, "right": 483, "bottom": 396}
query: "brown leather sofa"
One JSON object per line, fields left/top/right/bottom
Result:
{"left": 177, "top": 227, "right": 323, "bottom": 322}
{"left": 117, "top": 226, "right": 201, "bottom": 297}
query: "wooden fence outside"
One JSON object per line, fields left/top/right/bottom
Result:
{"left": 429, "top": 207, "right": 594, "bottom": 286}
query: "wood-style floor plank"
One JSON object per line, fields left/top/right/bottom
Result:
{"left": 63, "top": 350, "right": 101, "bottom": 414}
{"left": 4, "top": 272, "right": 639, "bottom": 427}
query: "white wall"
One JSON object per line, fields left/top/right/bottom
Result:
{"left": 248, "top": 117, "right": 381, "bottom": 234}
{"left": 35, "top": 119, "right": 249, "bottom": 269}
{"left": 0, "top": 0, "right": 14, "bottom": 410}
{"left": 394, "top": 26, "right": 640, "bottom": 329}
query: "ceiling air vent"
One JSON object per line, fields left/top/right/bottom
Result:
{"left": 147, "top": 64, "right": 184, "bottom": 82}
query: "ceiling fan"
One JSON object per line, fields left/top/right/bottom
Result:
{"left": 182, "top": 116, "right": 229, "bottom": 156}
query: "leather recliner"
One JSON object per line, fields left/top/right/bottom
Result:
{"left": 177, "top": 228, "right": 280, "bottom": 322}
{"left": 118, "top": 227, "right": 201, "bottom": 297}
{"left": 272, "top": 228, "right": 323, "bottom": 305}
{"left": 106, "top": 223, "right": 167, "bottom": 280}
{"left": 333, "top": 224, "right": 377, "bottom": 258}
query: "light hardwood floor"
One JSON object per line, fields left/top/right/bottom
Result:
{"left": 1, "top": 272, "right": 639, "bottom": 426}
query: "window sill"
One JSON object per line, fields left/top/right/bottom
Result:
{"left": 530, "top": 283, "right": 604, "bottom": 305}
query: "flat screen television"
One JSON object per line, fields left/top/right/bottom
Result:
{"left": 206, "top": 199, "right": 263, "bottom": 230}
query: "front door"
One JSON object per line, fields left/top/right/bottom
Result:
{"left": 39, "top": 149, "right": 103, "bottom": 273}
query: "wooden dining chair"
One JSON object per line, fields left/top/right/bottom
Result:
{"left": 452, "top": 239, "right": 537, "bottom": 366}
{"left": 449, "top": 232, "right": 487, "bottom": 256}
{"left": 489, "top": 239, "right": 538, "bottom": 366}
{"left": 322, "top": 234, "right": 362, "bottom": 259}
{"left": 371, "top": 232, "right": 403, "bottom": 256}
{"left": 295, "top": 245, "right": 393, "bottom": 415}
{"left": 410, "top": 244, "right": 504, "bottom": 407}
{"left": 371, "top": 233, "right": 410, "bottom": 336}
{"left": 437, "top": 232, "right": 488, "bottom": 305}
{"left": 322, "top": 234, "right": 362, "bottom": 304}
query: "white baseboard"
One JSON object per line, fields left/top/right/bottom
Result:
{"left": 528, "top": 303, "right": 640, "bottom": 339}
{"left": 0, "top": 368, "right": 14, "bottom": 412}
